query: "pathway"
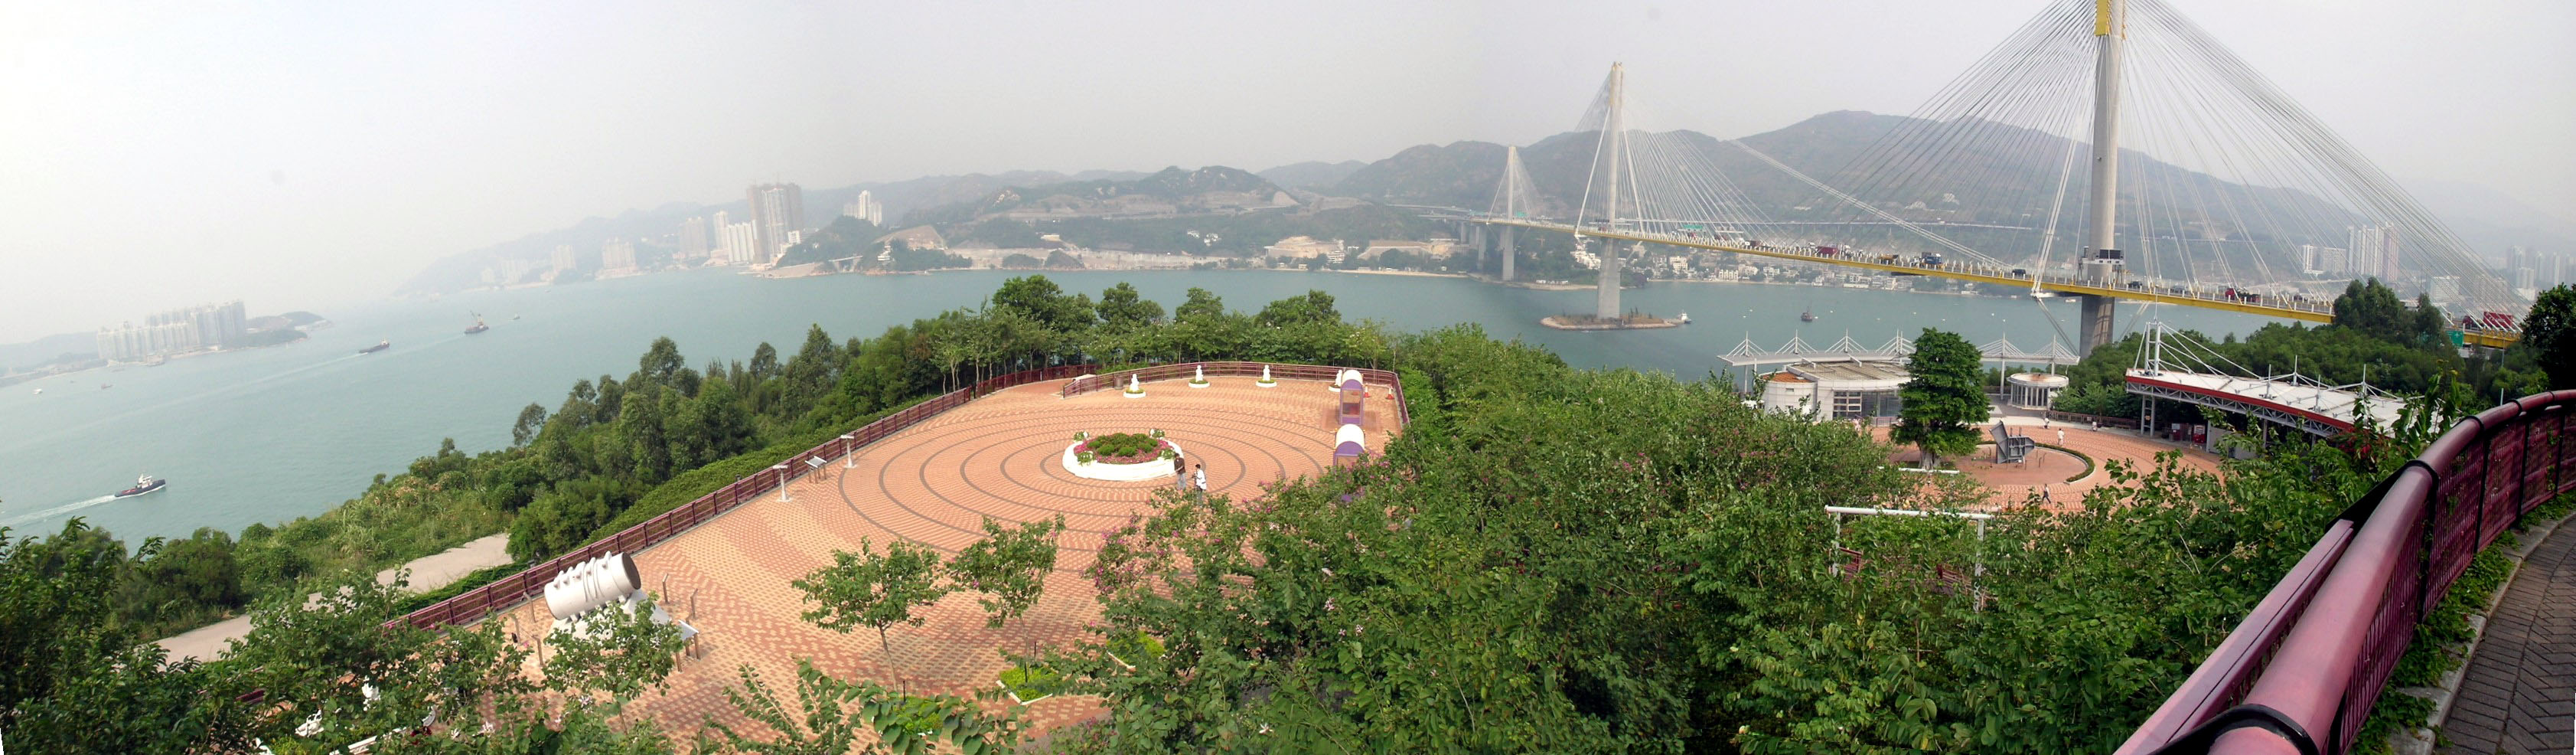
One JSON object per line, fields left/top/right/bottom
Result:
{"left": 155, "top": 532, "right": 514, "bottom": 662}
{"left": 2437, "top": 518, "right": 2576, "bottom": 753}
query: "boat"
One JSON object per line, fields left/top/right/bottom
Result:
{"left": 510, "top": 314, "right": 521, "bottom": 320}
{"left": 1675, "top": 312, "right": 1691, "bottom": 325}
{"left": 465, "top": 312, "right": 489, "bottom": 335}
{"left": 1802, "top": 306, "right": 1816, "bottom": 322}
{"left": 115, "top": 475, "right": 167, "bottom": 498}
{"left": 30, "top": 387, "right": 41, "bottom": 395}
{"left": 358, "top": 340, "right": 390, "bottom": 355}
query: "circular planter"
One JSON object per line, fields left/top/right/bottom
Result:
{"left": 1189, "top": 381, "right": 1210, "bottom": 389}
{"left": 1123, "top": 388, "right": 1146, "bottom": 399}
{"left": 1065, "top": 440, "right": 1187, "bottom": 482}
{"left": 1255, "top": 380, "right": 1277, "bottom": 388}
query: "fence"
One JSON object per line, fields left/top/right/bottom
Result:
{"left": 395, "top": 361, "right": 1407, "bottom": 632}
{"left": 1061, "top": 361, "right": 1410, "bottom": 428}
{"left": 2118, "top": 389, "right": 2576, "bottom": 754}
{"left": 391, "top": 363, "right": 1096, "bottom": 631}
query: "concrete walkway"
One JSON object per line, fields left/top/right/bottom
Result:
{"left": 2437, "top": 518, "right": 2576, "bottom": 753}
{"left": 155, "top": 533, "right": 513, "bottom": 662}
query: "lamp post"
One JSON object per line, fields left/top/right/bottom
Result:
{"left": 771, "top": 463, "right": 791, "bottom": 502}
{"left": 840, "top": 433, "right": 858, "bottom": 469}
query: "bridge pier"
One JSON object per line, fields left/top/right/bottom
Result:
{"left": 1596, "top": 239, "right": 1622, "bottom": 319}
{"left": 1469, "top": 225, "right": 1486, "bottom": 271}
{"left": 1499, "top": 227, "right": 1515, "bottom": 281}
{"left": 2079, "top": 293, "right": 2115, "bottom": 357}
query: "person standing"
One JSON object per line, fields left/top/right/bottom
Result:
{"left": 1172, "top": 456, "right": 1187, "bottom": 494}
{"left": 1194, "top": 464, "right": 1208, "bottom": 493}
{"left": 2056, "top": 429, "right": 2066, "bottom": 446}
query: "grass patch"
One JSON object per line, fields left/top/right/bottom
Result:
{"left": 998, "top": 664, "right": 1067, "bottom": 703}
{"left": 1107, "top": 631, "right": 1165, "bottom": 668}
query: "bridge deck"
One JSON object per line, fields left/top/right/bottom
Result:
{"left": 1471, "top": 217, "right": 2523, "bottom": 348}
{"left": 2437, "top": 518, "right": 2576, "bottom": 753}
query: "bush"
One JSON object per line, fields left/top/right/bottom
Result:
{"left": 1081, "top": 432, "right": 1162, "bottom": 461}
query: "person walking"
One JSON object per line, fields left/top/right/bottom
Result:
{"left": 1193, "top": 463, "right": 1208, "bottom": 493}
{"left": 1172, "top": 456, "right": 1188, "bottom": 494}
{"left": 2056, "top": 429, "right": 2066, "bottom": 446}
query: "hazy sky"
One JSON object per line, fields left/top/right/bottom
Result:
{"left": 5, "top": 0, "right": 2571, "bottom": 342}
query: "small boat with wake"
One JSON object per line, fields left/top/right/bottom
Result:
{"left": 358, "top": 340, "right": 390, "bottom": 355}
{"left": 116, "top": 475, "right": 167, "bottom": 498}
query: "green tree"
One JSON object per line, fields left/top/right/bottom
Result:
{"left": 511, "top": 402, "right": 549, "bottom": 447}
{"left": 792, "top": 538, "right": 953, "bottom": 655}
{"left": 1175, "top": 286, "right": 1225, "bottom": 322}
{"left": 989, "top": 275, "right": 1095, "bottom": 334}
{"left": 1255, "top": 289, "right": 1340, "bottom": 327}
{"left": 543, "top": 594, "right": 689, "bottom": 707}
{"left": 2525, "top": 284, "right": 2576, "bottom": 389}
{"left": 1095, "top": 282, "right": 1164, "bottom": 332}
{"left": 945, "top": 516, "right": 1064, "bottom": 630}
{"left": 1893, "top": 328, "right": 1989, "bottom": 468}
{"left": 706, "top": 660, "right": 1022, "bottom": 755}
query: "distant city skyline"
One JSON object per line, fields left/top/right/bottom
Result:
{"left": 3, "top": 0, "right": 2571, "bottom": 342}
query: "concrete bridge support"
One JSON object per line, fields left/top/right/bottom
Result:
{"left": 1596, "top": 240, "right": 1622, "bottom": 319}
{"left": 1499, "top": 227, "right": 1515, "bottom": 281}
{"left": 1469, "top": 225, "right": 1486, "bottom": 271}
{"left": 2079, "top": 294, "right": 2116, "bottom": 356}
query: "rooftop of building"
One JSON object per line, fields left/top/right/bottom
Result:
{"left": 1789, "top": 358, "right": 1909, "bottom": 383}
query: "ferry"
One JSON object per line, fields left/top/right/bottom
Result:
{"left": 358, "top": 340, "right": 390, "bottom": 355}
{"left": 115, "top": 475, "right": 167, "bottom": 498}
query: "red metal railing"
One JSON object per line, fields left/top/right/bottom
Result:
{"left": 1060, "top": 361, "right": 1410, "bottom": 428}
{"left": 2119, "top": 390, "right": 2576, "bottom": 754}
{"left": 394, "top": 361, "right": 1408, "bottom": 632}
{"left": 390, "top": 363, "right": 1095, "bottom": 630}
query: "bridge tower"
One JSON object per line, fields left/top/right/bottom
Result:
{"left": 2076, "top": 0, "right": 2128, "bottom": 355}
{"left": 1495, "top": 144, "right": 1528, "bottom": 281}
{"left": 1591, "top": 64, "right": 1628, "bottom": 321}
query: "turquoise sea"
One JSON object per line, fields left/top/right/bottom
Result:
{"left": 0, "top": 267, "right": 2279, "bottom": 541}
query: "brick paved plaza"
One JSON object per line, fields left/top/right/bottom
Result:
{"left": 1877, "top": 424, "right": 2225, "bottom": 508}
{"left": 490, "top": 375, "right": 1396, "bottom": 736}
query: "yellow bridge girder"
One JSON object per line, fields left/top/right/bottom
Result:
{"left": 1473, "top": 218, "right": 2523, "bottom": 348}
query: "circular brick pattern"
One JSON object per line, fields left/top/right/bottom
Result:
{"left": 491, "top": 378, "right": 1394, "bottom": 739}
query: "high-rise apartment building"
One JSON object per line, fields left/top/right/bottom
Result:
{"left": 602, "top": 239, "right": 639, "bottom": 272}
{"left": 747, "top": 183, "right": 804, "bottom": 265}
{"left": 681, "top": 217, "right": 712, "bottom": 260}
{"left": 721, "top": 221, "right": 758, "bottom": 266}
{"left": 843, "top": 191, "right": 884, "bottom": 225}
{"left": 553, "top": 244, "right": 578, "bottom": 273}
{"left": 2349, "top": 225, "right": 2399, "bottom": 281}
{"left": 95, "top": 300, "right": 248, "bottom": 361}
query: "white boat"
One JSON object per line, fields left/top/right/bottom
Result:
{"left": 1676, "top": 312, "right": 1691, "bottom": 324}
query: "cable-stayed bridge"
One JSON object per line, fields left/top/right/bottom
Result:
{"left": 1446, "top": 0, "right": 2524, "bottom": 354}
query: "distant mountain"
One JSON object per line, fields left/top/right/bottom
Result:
{"left": 1257, "top": 160, "right": 1369, "bottom": 190}
{"left": 908, "top": 166, "right": 1292, "bottom": 227}
{"left": 1329, "top": 110, "right": 2411, "bottom": 274}
{"left": 0, "top": 332, "right": 97, "bottom": 374}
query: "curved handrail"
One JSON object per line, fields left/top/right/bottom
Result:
{"left": 1061, "top": 361, "right": 1409, "bottom": 427}
{"left": 2121, "top": 389, "right": 2576, "bottom": 754}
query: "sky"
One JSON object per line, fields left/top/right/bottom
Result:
{"left": 3, "top": 0, "right": 2571, "bottom": 343}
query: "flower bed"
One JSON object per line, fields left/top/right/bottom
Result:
{"left": 1078, "top": 432, "right": 1170, "bottom": 464}
{"left": 998, "top": 664, "right": 1068, "bottom": 705}
{"left": 1065, "top": 431, "right": 1186, "bottom": 482}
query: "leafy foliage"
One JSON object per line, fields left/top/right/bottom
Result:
{"left": 1895, "top": 328, "right": 1989, "bottom": 466}
{"left": 946, "top": 516, "right": 1065, "bottom": 629}
{"left": 794, "top": 538, "right": 953, "bottom": 652}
